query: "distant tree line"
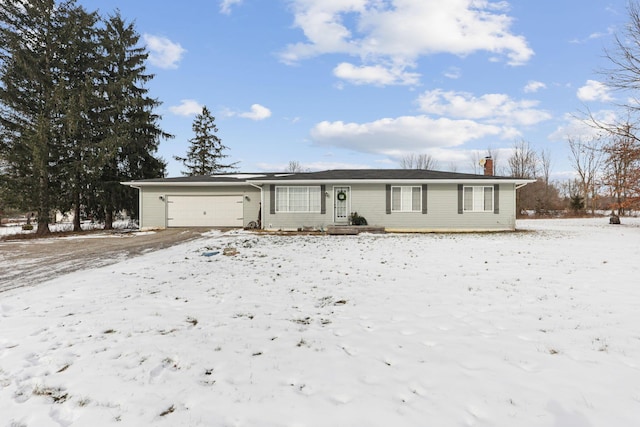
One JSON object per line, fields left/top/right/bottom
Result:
{"left": 0, "top": 0, "right": 170, "bottom": 235}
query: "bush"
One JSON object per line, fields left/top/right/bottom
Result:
{"left": 349, "top": 212, "right": 368, "bottom": 226}
{"left": 22, "top": 224, "right": 33, "bottom": 231}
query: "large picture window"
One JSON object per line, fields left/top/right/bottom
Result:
{"left": 391, "top": 186, "right": 421, "bottom": 212}
{"left": 275, "top": 186, "right": 321, "bottom": 212}
{"left": 463, "top": 186, "right": 493, "bottom": 212}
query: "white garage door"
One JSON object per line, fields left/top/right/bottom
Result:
{"left": 166, "top": 195, "right": 243, "bottom": 227}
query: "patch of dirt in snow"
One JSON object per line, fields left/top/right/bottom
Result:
{"left": 0, "top": 228, "right": 208, "bottom": 292}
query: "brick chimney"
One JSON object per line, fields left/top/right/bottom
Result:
{"left": 483, "top": 157, "right": 494, "bottom": 176}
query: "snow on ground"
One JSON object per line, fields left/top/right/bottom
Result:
{"left": 1, "top": 218, "right": 640, "bottom": 427}
{"left": 0, "top": 221, "right": 136, "bottom": 237}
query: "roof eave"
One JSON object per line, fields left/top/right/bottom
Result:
{"left": 250, "top": 178, "right": 534, "bottom": 185}
{"left": 120, "top": 181, "right": 253, "bottom": 187}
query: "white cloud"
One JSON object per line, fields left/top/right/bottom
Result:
{"left": 524, "top": 80, "right": 546, "bottom": 93}
{"left": 169, "top": 99, "right": 203, "bottom": 116}
{"left": 238, "top": 104, "right": 272, "bottom": 120}
{"left": 306, "top": 87, "right": 555, "bottom": 163}
{"left": 577, "top": 80, "right": 613, "bottom": 102}
{"left": 333, "top": 62, "right": 420, "bottom": 86}
{"left": 417, "top": 89, "right": 551, "bottom": 126}
{"left": 570, "top": 26, "right": 616, "bottom": 44}
{"left": 280, "top": 0, "right": 533, "bottom": 85}
{"left": 220, "top": 0, "right": 243, "bottom": 14}
{"left": 310, "top": 115, "right": 503, "bottom": 156}
{"left": 443, "top": 67, "right": 462, "bottom": 79}
{"left": 143, "top": 34, "right": 186, "bottom": 69}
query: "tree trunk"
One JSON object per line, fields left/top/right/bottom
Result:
{"left": 104, "top": 208, "right": 113, "bottom": 230}
{"left": 73, "top": 196, "right": 81, "bottom": 232}
{"left": 35, "top": 209, "right": 50, "bottom": 236}
{"left": 35, "top": 167, "right": 51, "bottom": 236}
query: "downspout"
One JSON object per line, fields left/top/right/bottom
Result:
{"left": 249, "top": 183, "right": 263, "bottom": 229}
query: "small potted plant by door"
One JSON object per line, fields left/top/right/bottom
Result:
{"left": 349, "top": 212, "right": 367, "bottom": 225}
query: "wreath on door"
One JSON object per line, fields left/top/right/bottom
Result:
{"left": 337, "top": 191, "right": 347, "bottom": 201}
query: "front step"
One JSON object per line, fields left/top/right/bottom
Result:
{"left": 326, "top": 225, "right": 385, "bottom": 235}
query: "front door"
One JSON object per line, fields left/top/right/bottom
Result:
{"left": 334, "top": 186, "right": 350, "bottom": 224}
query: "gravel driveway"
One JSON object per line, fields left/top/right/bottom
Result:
{"left": 0, "top": 228, "right": 209, "bottom": 293}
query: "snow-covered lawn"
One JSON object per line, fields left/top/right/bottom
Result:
{"left": 1, "top": 218, "right": 639, "bottom": 426}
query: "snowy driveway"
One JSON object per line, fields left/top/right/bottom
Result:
{"left": 0, "top": 228, "right": 207, "bottom": 293}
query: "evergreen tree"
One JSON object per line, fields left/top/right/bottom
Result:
{"left": 0, "top": 0, "right": 74, "bottom": 236}
{"left": 92, "top": 11, "right": 170, "bottom": 229}
{"left": 54, "top": 5, "right": 101, "bottom": 231}
{"left": 1, "top": 3, "right": 169, "bottom": 233}
{"left": 175, "top": 106, "right": 237, "bottom": 176}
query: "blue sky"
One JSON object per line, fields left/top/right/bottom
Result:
{"left": 80, "top": 0, "right": 629, "bottom": 178}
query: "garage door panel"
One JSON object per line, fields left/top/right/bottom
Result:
{"left": 167, "top": 195, "right": 243, "bottom": 227}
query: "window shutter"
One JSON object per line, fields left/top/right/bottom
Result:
{"left": 270, "top": 185, "right": 275, "bottom": 214}
{"left": 457, "top": 184, "right": 463, "bottom": 214}
{"left": 494, "top": 184, "right": 499, "bottom": 214}
{"left": 320, "top": 185, "right": 326, "bottom": 214}
{"left": 385, "top": 185, "right": 391, "bottom": 214}
{"left": 422, "top": 184, "right": 428, "bottom": 214}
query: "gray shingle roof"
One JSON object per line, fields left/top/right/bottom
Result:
{"left": 256, "top": 169, "right": 515, "bottom": 181}
{"left": 123, "top": 169, "right": 524, "bottom": 185}
{"left": 126, "top": 173, "right": 281, "bottom": 183}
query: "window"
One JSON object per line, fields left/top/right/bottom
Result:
{"left": 275, "top": 186, "right": 321, "bottom": 212}
{"left": 463, "top": 186, "right": 493, "bottom": 212}
{"left": 391, "top": 186, "right": 421, "bottom": 212}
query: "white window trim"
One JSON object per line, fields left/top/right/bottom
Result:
{"left": 463, "top": 186, "right": 493, "bottom": 212}
{"left": 391, "top": 186, "right": 422, "bottom": 212}
{"left": 275, "top": 186, "right": 322, "bottom": 213}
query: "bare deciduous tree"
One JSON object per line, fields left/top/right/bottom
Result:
{"left": 539, "top": 149, "right": 552, "bottom": 185}
{"left": 601, "top": 123, "right": 640, "bottom": 215}
{"left": 602, "top": 1, "right": 640, "bottom": 110}
{"left": 533, "top": 148, "right": 556, "bottom": 214}
{"left": 469, "top": 151, "right": 482, "bottom": 174}
{"left": 285, "top": 160, "right": 307, "bottom": 173}
{"left": 506, "top": 141, "right": 564, "bottom": 215}
{"left": 399, "top": 153, "right": 438, "bottom": 170}
{"left": 507, "top": 141, "right": 538, "bottom": 215}
{"left": 590, "top": 2, "right": 640, "bottom": 215}
{"left": 508, "top": 140, "right": 538, "bottom": 179}
{"left": 567, "top": 136, "right": 603, "bottom": 215}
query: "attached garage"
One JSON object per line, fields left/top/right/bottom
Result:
{"left": 166, "top": 195, "right": 244, "bottom": 227}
